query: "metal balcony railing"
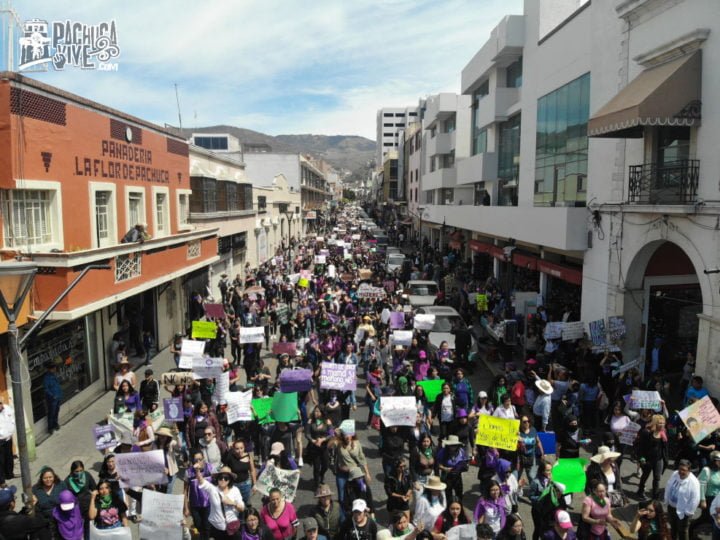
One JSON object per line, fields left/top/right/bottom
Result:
{"left": 628, "top": 159, "right": 699, "bottom": 204}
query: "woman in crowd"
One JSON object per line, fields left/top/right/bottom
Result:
{"left": 580, "top": 480, "right": 622, "bottom": 540}
{"left": 432, "top": 496, "right": 468, "bottom": 537}
{"left": 410, "top": 433, "right": 435, "bottom": 484}
{"left": 585, "top": 446, "right": 623, "bottom": 506}
{"left": 196, "top": 465, "right": 245, "bottom": 539}
{"left": 385, "top": 458, "right": 413, "bottom": 517}
{"left": 496, "top": 514, "right": 527, "bottom": 540}
{"left": 88, "top": 479, "right": 128, "bottom": 530}
{"left": 306, "top": 405, "right": 334, "bottom": 488}
{"left": 155, "top": 426, "right": 180, "bottom": 494}
{"left": 334, "top": 426, "right": 370, "bottom": 510}
{"left": 474, "top": 480, "right": 508, "bottom": 537}
{"left": 222, "top": 439, "right": 256, "bottom": 507}
{"left": 65, "top": 460, "right": 96, "bottom": 529}
{"left": 432, "top": 383, "right": 456, "bottom": 441}
{"left": 113, "top": 380, "right": 142, "bottom": 414}
{"left": 112, "top": 358, "right": 136, "bottom": 391}
{"left": 630, "top": 499, "right": 671, "bottom": 540}
{"left": 53, "top": 490, "right": 84, "bottom": 540}
{"left": 186, "top": 400, "right": 223, "bottom": 449}
{"left": 32, "top": 466, "right": 65, "bottom": 535}
{"left": 518, "top": 415, "right": 544, "bottom": 484}
{"left": 242, "top": 507, "right": 278, "bottom": 540}
{"left": 637, "top": 414, "right": 668, "bottom": 500}
{"left": 261, "top": 487, "right": 299, "bottom": 540}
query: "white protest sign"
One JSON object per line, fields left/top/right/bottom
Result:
{"left": 629, "top": 390, "right": 662, "bottom": 411}
{"left": 115, "top": 449, "right": 166, "bottom": 488}
{"left": 612, "top": 357, "right": 642, "bottom": 377}
{"left": 414, "top": 314, "right": 436, "bottom": 331}
{"left": 256, "top": 462, "right": 301, "bottom": 502}
{"left": 561, "top": 321, "right": 584, "bottom": 341}
{"left": 239, "top": 327, "right": 265, "bottom": 344}
{"left": 192, "top": 357, "right": 225, "bottom": 380}
{"left": 544, "top": 322, "right": 563, "bottom": 340}
{"left": 446, "top": 524, "right": 477, "bottom": 540}
{"left": 392, "top": 330, "right": 413, "bottom": 347}
{"left": 107, "top": 411, "right": 165, "bottom": 445}
{"left": 380, "top": 396, "right": 417, "bottom": 427}
{"left": 314, "top": 255, "right": 326, "bottom": 264}
{"left": 139, "top": 489, "right": 184, "bottom": 540}
{"left": 351, "top": 234, "right": 361, "bottom": 240}
{"left": 89, "top": 524, "right": 132, "bottom": 540}
{"left": 226, "top": 390, "right": 253, "bottom": 424}
{"left": 179, "top": 339, "right": 205, "bottom": 369}
{"left": 618, "top": 421, "right": 641, "bottom": 446}
{"left": 212, "top": 371, "right": 230, "bottom": 404}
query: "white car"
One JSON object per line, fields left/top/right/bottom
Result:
{"left": 404, "top": 280, "right": 439, "bottom": 307}
{"left": 386, "top": 253, "right": 407, "bottom": 273}
{"left": 415, "top": 306, "right": 476, "bottom": 353}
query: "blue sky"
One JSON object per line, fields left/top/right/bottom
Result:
{"left": 10, "top": 0, "right": 523, "bottom": 139}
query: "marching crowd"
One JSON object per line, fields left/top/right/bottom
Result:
{"left": 1, "top": 204, "right": 720, "bottom": 540}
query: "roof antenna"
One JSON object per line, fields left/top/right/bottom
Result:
{"left": 174, "top": 83, "right": 182, "bottom": 130}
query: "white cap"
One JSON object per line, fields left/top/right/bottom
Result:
{"left": 60, "top": 502, "right": 75, "bottom": 511}
{"left": 478, "top": 391, "right": 488, "bottom": 398}
{"left": 270, "top": 442, "right": 284, "bottom": 455}
{"left": 352, "top": 499, "right": 368, "bottom": 513}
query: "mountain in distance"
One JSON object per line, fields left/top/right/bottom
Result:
{"left": 180, "top": 125, "right": 376, "bottom": 184}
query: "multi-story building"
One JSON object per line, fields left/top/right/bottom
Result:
{"left": 403, "top": 122, "right": 424, "bottom": 241}
{"left": 0, "top": 72, "right": 218, "bottom": 433}
{"left": 376, "top": 106, "right": 420, "bottom": 168}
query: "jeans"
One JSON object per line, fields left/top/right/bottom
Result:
{"left": 238, "top": 479, "right": 252, "bottom": 507}
{"left": 191, "top": 505, "right": 211, "bottom": 540}
{"left": 668, "top": 508, "right": 690, "bottom": 540}
{"left": 46, "top": 395, "right": 61, "bottom": 431}
{"left": 336, "top": 471, "right": 349, "bottom": 509}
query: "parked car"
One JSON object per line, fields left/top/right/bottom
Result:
{"left": 404, "top": 280, "right": 439, "bottom": 307}
{"left": 386, "top": 253, "right": 407, "bottom": 273}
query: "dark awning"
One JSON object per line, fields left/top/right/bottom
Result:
{"left": 588, "top": 51, "right": 701, "bottom": 138}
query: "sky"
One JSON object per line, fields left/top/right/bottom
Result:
{"left": 9, "top": 0, "right": 524, "bottom": 140}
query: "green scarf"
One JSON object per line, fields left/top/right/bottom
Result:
{"left": 592, "top": 494, "right": 607, "bottom": 508}
{"left": 99, "top": 494, "right": 113, "bottom": 509}
{"left": 422, "top": 447, "right": 433, "bottom": 459}
{"left": 68, "top": 473, "right": 86, "bottom": 493}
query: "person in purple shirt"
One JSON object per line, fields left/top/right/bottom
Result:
{"left": 185, "top": 449, "right": 215, "bottom": 540}
{"left": 542, "top": 510, "right": 577, "bottom": 540}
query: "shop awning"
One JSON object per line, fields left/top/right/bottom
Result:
{"left": 469, "top": 240, "right": 492, "bottom": 254}
{"left": 489, "top": 246, "right": 506, "bottom": 261}
{"left": 588, "top": 51, "right": 702, "bottom": 137}
{"left": 401, "top": 218, "right": 413, "bottom": 225}
{"left": 449, "top": 240, "right": 462, "bottom": 250}
{"left": 513, "top": 252, "right": 538, "bottom": 271}
{"left": 537, "top": 260, "right": 583, "bottom": 286}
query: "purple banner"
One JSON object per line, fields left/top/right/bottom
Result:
{"left": 327, "top": 313, "right": 340, "bottom": 325}
{"left": 272, "top": 342, "right": 297, "bottom": 355}
{"left": 163, "top": 397, "right": 183, "bottom": 422}
{"left": 279, "top": 369, "right": 314, "bottom": 393}
{"left": 320, "top": 362, "right": 357, "bottom": 391}
{"left": 389, "top": 312, "right": 405, "bottom": 329}
{"left": 93, "top": 424, "right": 119, "bottom": 451}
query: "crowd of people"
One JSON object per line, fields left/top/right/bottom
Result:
{"left": 1, "top": 203, "right": 719, "bottom": 540}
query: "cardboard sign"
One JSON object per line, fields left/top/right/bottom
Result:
{"left": 320, "top": 362, "right": 357, "bottom": 391}
{"left": 226, "top": 390, "right": 253, "bottom": 424}
{"left": 279, "top": 369, "right": 313, "bottom": 393}
{"left": 273, "top": 342, "right": 297, "bottom": 356}
{"left": 163, "top": 397, "right": 183, "bottom": 422}
{"left": 618, "top": 421, "right": 641, "bottom": 446}
{"left": 588, "top": 319, "right": 606, "bottom": 346}
{"left": 446, "top": 525, "right": 476, "bottom": 540}
{"left": 255, "top": 462, "right": 301, "bottom": 502}
{"left": 298, "top": 278, "right": 310, "bottom": 288}
{"left": 384, "top": 280, "right": 396, "bottom": 293}
{"left": 139, "top": 490, "right": 184, "bottom": 540}
{"left": 414, "top": 314, "right": 436, "bottom": 331}
{"left": 179, "top": 339, "right": 205, "bottom": 369}
{"left": 561, "top": 321, "right": 584, "bottom": 341}
{"left": 115, "top": 449, "right": 167, "bottom": 488}
{"left": 380, "top": 396, "right": 417, "bottom": 427}
{"left": 357, "top": 283, "right": 386, "bottom": 299}
{"left": 213, "top": 371, "right": 230, "bottom": 403}
{"left": 314, "top": 255, "right": 326, "bottom": 264}
{"left": 475, "top": 415, "right": 520, "bottom": 451}
{"left": 612, "top": 358, "right": 642, "bottom": 377}
{"left": 392, "top": 330, "right": 413, "bottom": 347}
{"left": 239, "top": 327, "right": 265, "bottom": 344}
{"left": 679, "top": 395, "right": 720, "bottom": 443}
{"left": 191, "top": 321, "right": 217, "bottom": 340}
{"left": 629, "top": 390, "right": 662, "bottom": 411}
{"left": 608, "top": 316, "right": 626, "bottom": 341}
{"left": 192, "top": 356, "right": 225, "bottom": 379}
{"left": 160, "top": 371, "right": 195, "bottom": 386}
{"left": 93, "top": 425, "right": 119, "bottom": 451}
{"left": 543, "top": 322, "right": 563, "bottom": 340}
{"left": 417, "top": 379, "right": 445, "bottom": 403}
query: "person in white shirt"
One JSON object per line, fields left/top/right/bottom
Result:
{"left": 0, "top": 399, "right": 16, "bottom": 484}
{"left": 492, "top": 394, "right": 518, "bottom": 420}
{"left": 196, "top": 465, "right": 245, "bottom": 537}
{"left": 664, "top": 459, "right": 700, "bottom": 540}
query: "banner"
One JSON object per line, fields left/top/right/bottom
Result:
{"left": 552, "top": 458, "right": 588, "bottom": 494}
{"left": 107, "top": 411, "right": 165, "bottom": 445}
{"left": 314, "top": 255, "right": 326, "bottom": 264}
{"left": 204, "top": 303, "right": 226, "bottom": 319}
{"left": 160, "top": 371, "right": 195, "bottom": 386}
{"left": 320, "top": 362, "right": 357, "bottom": 391}
{"left": 239, "top": 327, "right": 265, "bottom": 344}
{"left": 179, "top": 339, "right": 205, "bottom": 369}
{"left": 392, "top": 330, "right": 413, "bottom": 347}
{"left": 679, "top": 395, "right": 720, "bottom": 443}
{"left": 255, "top": 462, "right": 301, "bottom": 502}
{"left": 226, "top": 390, "right": 253, "bottom": 424}
{"left": 380, "top": 396, "right": 417, "bottom": 427}
{"left": 115, "top": 449, "right": 166, "bottom": 488}
{"left": 252, "top": 397, "right": 273, "bottom": 424}
{"left": 192, "top": 357, "right": 225, "bottom": 380}
{"left": 93, "top": 425, "right": 119, "bottom": 451}
{"left": 475, "top": 415, "right": 520, "bottom": 451}
{"left": 414, "top": 314, "right": 436, "bottom": 331}
{"left": 191, "top": 321, "right": 217, "bottom": 340}
{"left": 279, "top": 369, "right": 313, "bottom": 393}
{"left": 417, "top": 379, "right": 445, "bottom": 403}
{"left": 588, "top": 319, "right": 606, "bottom": 346}
{"left": 618, "top": 421, "right": 641, "bottom": 446}
{"left": 89, "top": 523, "right": 132, "bottom": 540}
{"left": 629, "top": 390, "right": 662, "bottom": 411}
{"left": 612, "top": 358, "right": 642, "bottom": 377}
{"left": 271, "top": 392, "right": 299, "bottom": 422}
{"left": 272, "top": 342, "right": 297, "bottom": 356}
{"left": 139, "top": 489, "right": 184, "bottom": 540}
{"left": 163, "top": 397, "right": 183, "bottom": 422}
{"left": 357, "top": 283, "right": 386, "bottom": 299}
{"left": 359, "top": 269, "right": 372, "bottom": 280}
{"left": 389, "top": 312, "right": 405, "bottom": 330}
{"left": 561, "top": 321, "right": 584, "bottom": 341}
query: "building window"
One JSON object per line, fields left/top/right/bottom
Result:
{"left": 444, "top": 117, "right": 456, "bottom": 133}
{"left": 430, "top": 126, "right": 437, "bottom": 138}
{"left": 383, "top": 112, "right": 393, "bottom": 117}
{"left": 177, "top": 190, "right": 191, "bottom": 228}
{"left": 153, "top": 188, "right": 170, "bottom": 237}
{"left": 115, "top": 253, "right": 141, "bottom": 282}
{"left": 190, "top": 177, "right": 217, "bottom": 213}
{"left": 383, "top": 142, "right": 393, "bottom": 147}
{"left": 473, "top": 128, "right": 487, "bottom": 156}
{"left": 257, "top": 196, "right": 267, "bottom": 212}
{"left": 409, "top": 112, "right": 417, "bottom": 116}
{"left": 383, "top": 132, "right": 393, "bottom": 137}
{"left": 395, "top": 113, "right": 405, "bottom": 117}
{"left": 193, "top": 136, "right": 229, "bottom": 150}
{"left": 474, "top": 183, "right": 490, "bottom": 206}
{"left": 440, "top": 152, "right": 455, "bottom": 169}
{"left": 534, "top": 72, "right": 590, "bottom": 207}
{"left": 441, "top": 188, "right": 454, "bottom": 205}
{"left": 94, "top": 191, "right": 112, "bottom": 247}
{"left": 127, "top": 190, "right": 145, "bottom": 230}
{"left": 2, "top": 189, "right": 55, "bottom": 248}
{"left": 506, "top": 57, "right": 523, "bottom": 88}
{"left": 425, "top": 191, "right": 435, "bottom": 204}
{"left": 498, "top": 115, "right": 521, "bottom": 181}
{"left": 383, "top": 123, "right": 393, "bottom": 127}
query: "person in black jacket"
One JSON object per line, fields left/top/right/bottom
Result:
{"left": 557, "top": 415, "right": 588, "bottom": 459}
{"left": 0, "top": 485, "right": 51, "bottom": 540}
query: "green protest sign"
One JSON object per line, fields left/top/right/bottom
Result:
{"left": 271, "top": 392, "right": 299, "bottom": 422}
{"left": 417, "top": 379, "right": 446, "bottom": 403}
{"left": 552, "top": 458, "right": 588, "bottom": 494}
{"left": 192, "top": 321, "right": 217, "bottom": 339}
{"left": 251, "top": 397, "right": 273, "bottom": 425}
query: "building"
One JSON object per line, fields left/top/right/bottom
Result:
{"left": 0, "top": 72, "right": 218, "bottom": 435}
{"left": 403, "top": 122, "right": 424, "bottom": 241}
{"left": 376, "top": 106, "right": 420, "bottom": 168}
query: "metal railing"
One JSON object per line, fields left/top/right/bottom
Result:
{"left": 628, "top": 159, "right": 699, "bottom": 204}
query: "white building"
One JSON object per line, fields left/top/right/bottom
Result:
{"left": 376, "top": 106, "right": 420, "bottom": 167}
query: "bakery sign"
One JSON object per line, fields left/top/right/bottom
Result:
{"left": 19, "top": 18, "right": 120, "bottom": 72}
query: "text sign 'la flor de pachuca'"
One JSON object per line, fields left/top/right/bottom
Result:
{"left": 19, "top": 18, "right": 120, "bottom": 72}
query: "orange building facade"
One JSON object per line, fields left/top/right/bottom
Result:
{"left": 0, "top": 72, "right": 218, "bottom": 435}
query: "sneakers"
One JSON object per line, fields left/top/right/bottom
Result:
{"left": 298, "top": 458, "right": 304, "bottom": 467}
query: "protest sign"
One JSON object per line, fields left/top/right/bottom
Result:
{"left": 629, "top": 390, "right": 662, "bottom": 411}
{"left": 89, "top": 523, "right": 132, "bottom": 540}
{"left": 163, "top": 397, "right": 183, "bottom": 422}
{"left": 475, "top": 415, "right": 520, "bottom": 452}
{"left": 414, "top": 314, "right": 436, "bottom": 331}
{"left": 179, "top": 339, "right": 205, "bottom": 369}
{"left": 297, "top": 278, "right": 309, "bottom": 288}
{"left": 256, "top": 462, "right": 301, "bottom": 502}
{"left": 108, "top": 410, "right": 165, "bottom": 445}
{"left": 239, "top": 327, "right": 265, "bottom": 344}
{"left": 588, "top": 319, "right": 606, "bottom": 346}
{"left": 160, "top": 371, "right": 195, "bottom": 386}
{"left": 561, "top": 321, "right": 584, "bottom": 341}
{"left": 608, "top": 316, "right": 627, "bottom": 341}
{"left": 251, "top": 397, "right": 274, "bottom": 424}
{"left": 288, "top": 274, "right": 300, "bottom": 284}
{"left": 679, "top": 395, "right": 720, "bottom": 443}
{"left": 271, "top": 392, "right": 299, "bottom": 422}
{"left": 226, "top": 390, "right": 253, "bottom": 424}
{"left": 389, "top": 312, "right": 405, "bottom": 330}
{"left": 320, "top": 249, "right": 329, "bottom": 257}
{"left": 213, "top": 371, "right": 230, "bottom": 403}
{"left": 446, "top": 525, "right": 476, "bottom": 540}
{"left": 543, "top": 322, "right": 563, "bottom": 340}
{"left": 392, "top": 330, "right": 413, "bottom": 347}
{"left": 279, "top": 369, "right": 314, "bottom": 393}
{"left": 203, "top": 303, "right": 226, "bottom": 319}
{"left": 612, "top": 357, "right": 642, "bottom": 377}
{"left": 357, "top": 283, "right": 386, "bottom": 299}
{"left": 115, "top": 449, "right": 166, "bottom": 488}
{"left": 192, "top": 356, "right": 225, "bottom": 380}
{"left": 552, "top": 458, "right": 588, "bottom": 493}
{"left": 93, "top": 425, "right": 119, "bottom": 451}
{"left": 475, "top": 294, "right": 488, "bottom": 312}
{"left": 191, "top": 320, "right": 217, "bottom": 339}
{"left": 380, "top": 396, "right": 417, "bottom": 427}
{"left": 139, "top": 489, "right": 184, "bottom": 540}
{"left": 314, "top": 255, "right": 326, "bottom": 264}
{"left": 417, "top": 379, "right": 445, "bottom": 403}
{"left": 320, "top": 362, "right": 357, "bottom": 391}
{"left": 272, "top": 342, "right": 297, "bottom": 356}
{"left": 538, "top": 432, "right": 556, "bottom": 455}
{"left": 618, "top": 421, "right": 641, "bottom": 446}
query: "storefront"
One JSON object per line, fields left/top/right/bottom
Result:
{"left": 469, "top": 239, "right": 495, "bottom": 280}
{"left": 538, "top": 259, "right": 583, "bottom": 318}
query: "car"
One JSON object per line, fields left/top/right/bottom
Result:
{"left": 415, "top": 306, "right": 477, "bottom": 353}
{"left": 386, "top": 253, "right": 407, "bottom": 273}
{"left": 404, "top": 280, "right": 439, "bottom": 307}
{"left": 385, "top": 247, "right": 402, "bottom": 256}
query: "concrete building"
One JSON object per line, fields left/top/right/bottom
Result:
{"left": 376, "top": 106, "right": 420, "bottom": 168}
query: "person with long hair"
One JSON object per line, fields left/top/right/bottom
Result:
{"left": 305, "top": 405, "right": 333, "bottom": 488}
{"left": 32, "top": 466, "right": 65, "bottom": 533}
{"left": 186, "top": 401, "right": 222, "bottom": 449}
{"left": 630, "top": 499, "right": 671, "bottom": 540}
{"left": 65, "top": 460, "right": 96, "bottom": 529}
{"left": 496, "top": 513, "right": 527, "bottom": 540}
{"left": 261, "top": 487, "right": 299, "bottom": 540}
{"left": 473, "top": 480, "right": 508, "bottom": 537}
{"left": 240, "top": 507, "right": 276, "bottom": 540}
{"left": 98, "top": 454, "right": 124, "bottom": 506}
{"left": 195, "top": 465, "right": 245, "bottom": 539}
{"left": 222, "top": 439, "right": 256, "bottom": 507}
{"left": 333, "top": 427, "right": 370, "bottom": 510}
{"left": 432, "top": 496, "right": 469, "bottom": 536}
{"left": 518, "top": 415, "right": 544, "bottom": 483}
{"left": 385, "top": 458, "right": 412, "bottom": 517}
{"left": 580, "top": 480, "right": 621, "bottom": 540}
{"left": 432, "top": 383, "right": 456, "bottom": 442}
{"left": 112, "top": 380, "right": 141, "bottom": 414}
{"left": 637, "top": 414, "right": 668, "bottom": 499}
{"left": 88, "top": 479, "right": 128, "bottom": 530}
{"left": 410, "top": 434, "right": 435, "bottom": 485}
{"left": 155, "top": 426, "right": 180, "bottom": 495}
{"left": 690, "top": 450, "right": 720, "bottom": 537}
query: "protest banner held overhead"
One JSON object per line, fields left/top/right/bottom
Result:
{"left": 115, "top": 449, "right": 166, "bottom": 488}
{"left": 679, "top": 395, "right": 720, "bottom": 443}
{"left": 256, "top": 462, "right": 300, "bottom": 502}
{"left": 320, "top": 362, "right": 357, "bottom": 391}
{"left": 475, "top": 415, "right": 520, "bottom": 451}
{"left": 226, "top": 390, "right": 253, "bottom": 424}
{"left": 191, "top": 320, "right": 217, "bottom": 340}
{"left": 93, "top": 425, "right": 119, "bottom": 451}
{"left": 380, "top": 396, "right": 416, "bottom": 427}
{"left": 162, "top": 397, "right": 183, "bottom": 422}
{"left": 239, "top": 327, "right": 265, "bottom": 344}
{"left": 179, "top": 338, "right": 205, "bottom": 369}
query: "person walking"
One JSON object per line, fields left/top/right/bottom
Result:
{"left": 0, "top": 398, "right": 16, "bottom": 485}
{"left": 664, "top": 459, "right": 700, "bottom": 540}
{"left": 43, "top": 362, "right": 63, "bottom": 435}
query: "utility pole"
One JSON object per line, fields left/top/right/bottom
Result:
{"left": 174, "top": 83, "right": 182, "bottom": 130}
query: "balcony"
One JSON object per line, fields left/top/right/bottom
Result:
{"left": 474, "top": 87, "right": 520, "bottom": 129}
{"left": 627, "top": 159, "right": 699, "bottom": 205}
{"left": 427, "top": 131, "right": 456, "bottom": 157}
{"left": 457, "top": 152, "right": 498, "bottom": 186}
{"left": 422, "top": 168, "right": 457, "bottom": 191}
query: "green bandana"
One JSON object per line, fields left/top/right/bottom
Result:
{"left": 592, "top": 494, "right": 607, "bottom": 508}
{"left": 99, "top": 494, "right": 113, "bottom": 509}
{"left": 68, "top": 473, "right": 86, "bottom": 493}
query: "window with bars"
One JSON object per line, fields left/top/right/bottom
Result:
{"left": 2, "top": 189, "right": 54, "bottom": 247}
{"left": 115, "top": 253, "right": 142, "bottom": 282}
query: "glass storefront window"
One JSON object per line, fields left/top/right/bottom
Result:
{"left": 471, "top": 82, "right": 490, "bottom": 156}
{"left": 498, "top": 115, "right": 521, "bottom": 182}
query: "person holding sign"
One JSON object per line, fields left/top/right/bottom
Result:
{"left": 196, "top": 465, "right": 245, "bottom": 539}
{"left": 636, "top": 415, "right": 669, "bottom": 500}
{"left": 88, "top": 480, "right": 129, "bottom": 530}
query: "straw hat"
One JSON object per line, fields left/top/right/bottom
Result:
{"left": 535, "top": 379, "right": 553, "bottom": 395}
{"left": 212, "top": 466, "right": 237, "bottom": 480}
{"left": 313, "top": 484, "right": 333, "bottom": 498}
{"left": 442, "top": 434, "right": 462, "bottom": 447}
{"left": 155, "top": 427, "right": 175, "bottom": 438}
{"left": 422, "top": 475, "right": 447, "bottom": 491}
{"left": 590, "top": 445, "right": 621, "bottom": 463}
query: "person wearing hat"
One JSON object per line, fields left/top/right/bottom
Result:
{"left": 437, "top": 435, "right": 469, "bottom": 501}
{"left": 343, "top": 467, "right": 375, "bottom": 518}
{"left": 309, "top": 484, "right": 342, "bottom": 540}
{"left": 532, "top": 378, "right": 553, "bottom": 432}
{"left": 585, "top": 446, "right": 623, "bottom": 500}
{"left": 195, "top": 465, "right": 245, "bottom": 538}
{"left": 112, "top": 356, "right": 137, "bottom": 391}
{"left": 139, "top": 368, "right": 160, "bottom": 412}
{"left": 53, "top": 489, "right": 83, "bottom": 540}
{"left": 451, "top": 368, "right": 473, "bottom": 410}
{"left": 155, "top": 426, "right": 180, "bottom": 494}
{"left": 301, "top": 517, "right": 327, "bottom": 540}
{"left": 544, "top": 510, "right": 577, "bottom": 540}
{"left": 336, "top": 499, "right": 378, "bottom": 540}
{"left": 0, "top": 484, "right": 51, "bottom": 538}
{"left": 43, "top": 361, "right": 62, "bottom": 435}
{"left": 413, "top": 475, "right": 447, "bottom": 532}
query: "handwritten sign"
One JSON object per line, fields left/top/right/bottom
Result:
{"left": 320, "top": 362, "right": 356, "bottom": 391}
{"left": 314, "top": 255, "right": 326, "bottom": 264}
{"left": 213, "top": 371, "right": 230, "bottom": 403}
{"left": 239, "top": 327, "right": 265, "bottom": 344}
{"left": 226, "top": 390, "right": 253, "bottom": 424}
{"left": 608, "top": 316, "right": 626, "bottom": 341}
{"left": 179, "top": 339, "right": 205, "bottom": 369}
{"left": 357, "top": 283, "right": 386, "bottom": 299}
{"left": 139, "top": 489, "right": 184, "bottom": 540}
{"left": 414, "top": 314, "right": 436, "bottom": 331}
{"left": 679, "top": 395, "right": 720, "bottom": 443}
{"left": 380, "top": 396, "right": 417, "bottom": 427}
{"left": 160, "top": 371, "right": 195, "bottom": 386}
{"left": 475, "top": 415, "right": 520, "bottom": 452}
{"left": 191, "top": 321, "right": 217, "bottom": 340}
{"left": 192, "top": 357, "right": 225, "bottom": 380}
{"left": 255, "top": 462, "right": 300, "bottom": 502}
{"left": 629, "top": 390, "right": 662, "bottom": 411}
{"left": 163, "top": 397, "right": 183, "bottom": 422}
{"left": 279, "top": 369, "right": 313, "bottom": 393}
{"left": 561, "top": 321, "right": 584, "bottom": 341}
{"left": 543, "top": 322, "right": 563, "bottom": 340}
{"left": 115, "top": 449, "right": 166, "bottom": 488}
{"left": 93, "top": 425, "right": 119, "bottom": 451}
{"left": 392, "top": 330, "right": 413, "bottom": 347}
{"left": 618, "top": 421, "right": 641, "bottom": 446}
{"left": 612, "top": 358, "right": 642, "bottom": 377}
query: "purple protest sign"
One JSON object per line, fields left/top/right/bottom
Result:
{"left": 272, "top": 342, "right": 297, "bottom": 356}
{"left": 279, "top": 369, "right": 314, "bottom": 393}
{"left": 389, "top": 312, "right": 405, "bottom": 330}
{"left": 320, "top": 362, "right": 357, "bottom": 391}
{"left": 163, "top": 397, "right": 184, "bottom": 422}
{"left": 93, "top": 424, "right": 119, "bottom": 451}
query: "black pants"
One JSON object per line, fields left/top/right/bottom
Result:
{"left": 444, "top": 472, "right": 463, "bottom": 502}
{"left": 311, "top": 446, "right": 328, "bottom": 486}
{"left": 191, "top": 505, "right": 211, "bottom": 540}
{"left": 668, "top": 507, "right": 690, "bottom": 540}
{"left": 689, "top": 496, "right": 714, "bottom": 538}
{"left": 638, "top": 459, "right": 664, "bottom": 498}
{"left": 0, "top": 438, "right": 13, "bottom": 483}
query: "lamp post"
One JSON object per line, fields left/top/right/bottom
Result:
{"left": 0, "top": 262, "right": 110, "bottom": 506}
